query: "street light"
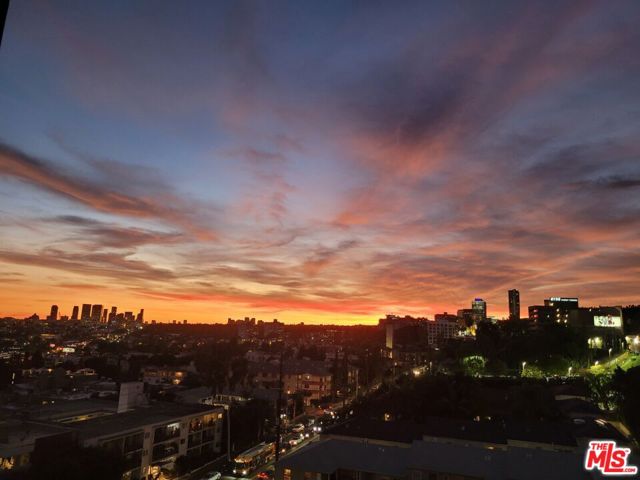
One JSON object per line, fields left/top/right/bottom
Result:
{"left": 608, "top": 347, "right": 613, "bottom": 358}
{"left": 521, "top": 361, "right": 526, "bottom": 375}
{"left": 568, "top": 366, "right": 573, "bottom": 376}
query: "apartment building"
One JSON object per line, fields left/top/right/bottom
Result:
{"left": 250, "top": 360, "right": 332, "bottom": 405}
{"left": 0, "top": 396, "right": 224, "bottom": 480}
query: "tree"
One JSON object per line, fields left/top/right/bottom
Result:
{"left": 586, "top": 372, "right": 615, "bottom": 411}
{"left": 521, "top": 364, "right": 544, "bottom": 379}
{"left": 611, "top": 365, "right": 640, "bottom": 440}
{"left": 230, "top": 399, "right": 273, "bottom": 451}
{"left": 462, "top": 356, "right": 486, "bottom": 377}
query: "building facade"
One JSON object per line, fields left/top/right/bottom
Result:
{"left": 0, "top": 401, "right": 224, "bottom": 480}
{"left": 81, "top": 304, "right": 91, "bottom": 321}
{"left": 471, "top": 298, "right": 487, "bottom": 323}
{"left": 508, "top": 289, "right": 520, "bottom": 320}
{"left": 544, "top": 297, "right": 579, "bottom": 323}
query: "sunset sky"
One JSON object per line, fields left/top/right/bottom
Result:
{"left": 1, "top": 1, "right": 639, "bottom": 324}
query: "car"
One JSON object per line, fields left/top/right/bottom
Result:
{"left": 291, "top": 423, "right": 305, "bottom": 433}
{"left": 288, "top": 433, "right": 305, "bottom": 446}
{"left": 257, "top": 472, "right": 273, "bottom": 480}
{"left": 201, "top": 471, "right": 221, "bottom": 480}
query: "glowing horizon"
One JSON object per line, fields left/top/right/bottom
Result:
{"left": 1, "top": 1, "right": 640, "bottom": 324}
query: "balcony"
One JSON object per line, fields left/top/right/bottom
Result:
{"left": 154, "top": 423, "right": 180, "bottom": 443}
{"left": 151, "top": 441, "right": 179, "bottom": 462}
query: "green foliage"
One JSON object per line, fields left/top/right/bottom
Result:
{"left": 585, "top": 372, "right": 616, "bottom": 411}
{"left": 610, "top": 366, "right": 640, "bottom": 441}
{"left": 350, "top": 374, "right": 560, "bottom": 422}
{"left": 521, "top": 364, "right": 544, "bottom": 379}
{"left": 462, "top": 356, "right": 486, "bottom": 377}
{"left": 443, "top": 321, "right": 589, "bottom": 376}
{"left": 536, "top": 355, "right": 572, "bottom": 376}
{"left": 590, "top": 352, "right": 640, "bottom": 375}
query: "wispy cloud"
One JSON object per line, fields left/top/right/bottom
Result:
{"left": 1, "top": 1, "right": 640, "bottom": 321}
{"left": 0, "top": 143, "right": 218, "bottom": 240}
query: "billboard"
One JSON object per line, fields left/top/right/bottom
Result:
{"left": 593, "top": 315, "right": 621, "bottom": 328}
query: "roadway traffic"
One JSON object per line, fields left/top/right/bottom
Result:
{"left": 190, "top": 418, "right": 323, "bottom": 480}
{"left": 190, "top": 378, "right": 389, "bottom": 480}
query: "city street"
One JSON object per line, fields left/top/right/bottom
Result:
{"left": 186, "top": 433, "right": 320, "bottom": 480}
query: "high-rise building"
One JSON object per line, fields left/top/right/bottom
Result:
{"left": 124, "top": 311, "right": 134, "bottom": 323}
{"left": 136, "top": 309, "right": 144, "bottom": 323}
{"left": 508, "top": 289, "right": 520, "bottom": 320}
{"left": 471, "top": 298, "right": 486, "bottom": 323}
{"left": 102, "top": 308, "right": 108, "bottom": 323}
{"left": 81, "top": 304, "right": 91, "bottom": 321}
{"left": 90, "top": 304, "right": 103, "bottom": 322}
{"left": 544, "top": 297, "right": 578, "bottom": 323}
{"left": 109, "top": 306, "right": 117, "bottom": 323}
{"left": 71, "top": 305, "right": 79, "bottom": 321}
{"left": 47, "top": 305, "right": 58, "bottom": 321}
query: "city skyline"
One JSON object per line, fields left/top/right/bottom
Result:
{"left": 2, "top": 1, "right": 640, "bottom": 324}
{"left": 3, "top": 288, "right": 636, "bottom": 326}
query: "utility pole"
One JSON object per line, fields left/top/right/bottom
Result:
{"left": 227, "top": 404, "right": 231, "bottom": 462}
{"left": 275, "top": 351, "right": 284, "bottom": 462}
{"left": 355, "top": 368, "right": 359, "bottom": 398}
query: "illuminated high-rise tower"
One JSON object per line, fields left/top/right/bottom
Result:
{"left": 471, "top": 298, "right": 487, "bottom": 323}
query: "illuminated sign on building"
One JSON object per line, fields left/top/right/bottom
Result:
{"left": 593, "top": 315, "right": 622, "bottom": 328}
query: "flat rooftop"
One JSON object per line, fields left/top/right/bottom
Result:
{"left": 326, "top": 417, "right": 577, "bottom": 447}
{"left": 277, "top": 437, "right": 587, "bottom": 480}
{"left": 0, "top": 420, "right": 71, "bottom": 456}
{"left": 71, "top": 402, "right": 223, "bottom": 439}
{"left": 0, "top": 398, "right": 118, "bottom": 422}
